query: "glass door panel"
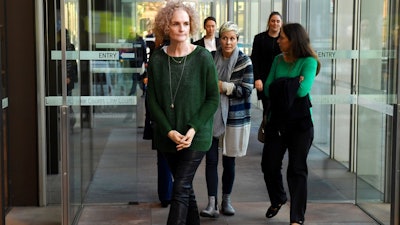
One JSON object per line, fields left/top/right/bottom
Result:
{"left": 45, "top": 0, "right": 157, "bottom": 223}
{"left": 356, "top": 0, "right": 392, "bottom": 224}
{"left": 45, "top": 0, "right": 82, "bottom": 223}
{"left": 305, "top": 0, "right": 355, "bottom": 204}
{"left": 73, "top": 0, "right": 142, "bottom": 205}
{"left": 308, "top": 0, "right": 333, "bottom": 156}
{"left": 331, "top": 0, "right": 355, "bottom": 166}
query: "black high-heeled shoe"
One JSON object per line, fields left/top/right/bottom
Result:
{"left": 265, "top": 201, "right": 286, "bottom": 218}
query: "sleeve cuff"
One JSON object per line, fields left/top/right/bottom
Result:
{"left": 222, "top": 82, "right": 235, "bottom": 95}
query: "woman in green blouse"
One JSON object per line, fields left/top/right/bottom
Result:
{"left": 261, "top": 23, "right": 321, "bottom": 225}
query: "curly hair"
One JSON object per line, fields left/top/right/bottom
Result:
{"left": 153, "top": 0, "right": 199, "bottom": 41}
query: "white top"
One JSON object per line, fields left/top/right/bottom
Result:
{"left": 204, "top": 37, "right": 217, "bottom": 52}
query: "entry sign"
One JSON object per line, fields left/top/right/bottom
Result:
{"left": 51, "top": 50, "right": 136, "bottom": 60}
{"left": 97, "top": 51, "right": 119, "bottom": 60}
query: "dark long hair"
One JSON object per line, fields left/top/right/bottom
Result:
{"left": 282, "top": 23, "right": 321, "bottom": 75}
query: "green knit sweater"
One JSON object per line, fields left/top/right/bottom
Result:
{"left": 147, "top": 46, "right": 219, "bottom": 153}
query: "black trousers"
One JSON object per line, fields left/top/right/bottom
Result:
{"left": 261, "top": 125, "right": 313, "bottom": 223}
{"left": 163, "top": 149, "right": 206, "bottom": 225}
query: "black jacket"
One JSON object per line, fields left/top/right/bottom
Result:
{"left": 268, "top": 77, "right": 312, "bottom": 132}
{"left": 251, "top": 31, "right": 281, "bottom": 100}
{"left": 193, "top": 37, "right": 220, "bottom": 49}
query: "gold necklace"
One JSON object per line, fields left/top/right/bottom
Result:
{"left": 168, "top": 56, "right": 187, "bottom": 109}
{"left": 170, "top": 56, "right": 185, "bottom": 64}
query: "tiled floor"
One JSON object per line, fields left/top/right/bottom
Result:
{"left": 6, "top": 105, "right": 380, "bottom": 225}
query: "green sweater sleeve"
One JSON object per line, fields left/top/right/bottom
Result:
{"left": 297, "top": 57, "right": 317, "bottom": 97}
{"left": 186, "top": 57, "right": 219, "bottom": 132}
{"left": 147, "top": 54, "right": 173, "bottom": 136}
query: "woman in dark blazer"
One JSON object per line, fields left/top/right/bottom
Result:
{"left": 193, "top": 16, "right": 220, "bottom": 52}
{"left": 251, "top": 11, "right": 282, "bottom": 115}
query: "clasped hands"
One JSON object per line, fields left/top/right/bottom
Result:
{"left": 168, "top": 128, "right": 195, "bottom": 151}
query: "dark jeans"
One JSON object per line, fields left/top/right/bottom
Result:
{"left": 261, "top": 126, "right": 314, "bottom": 223}
{"left": 163, "top": 149, "right": 206, "bottom": 225}
{"left": 157, "top": 150, "right": 173, "bottom": 203}
{"left": 205, "top": 137, "right": 236, "bottom": 197}
{"left": 205, "top": 138, "right": 219, "bottom": 197}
